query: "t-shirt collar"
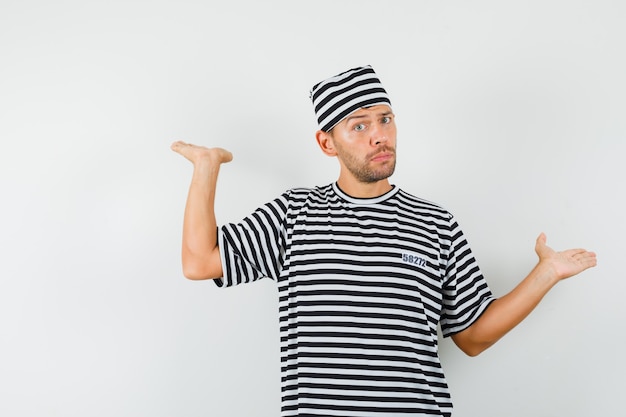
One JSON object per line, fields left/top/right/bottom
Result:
{"left": 332, "top": 182, "right": 399, "bottom": 205}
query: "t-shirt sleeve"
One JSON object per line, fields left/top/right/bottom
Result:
{"left": 439, "top": 214, "right": 495, "bottom": 337}
{"left": 214, "top": 192, "right": 288, "bottom": 288}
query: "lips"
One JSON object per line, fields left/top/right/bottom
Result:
{"left": 371, "top": 151, "right": 394, "bottom": 162}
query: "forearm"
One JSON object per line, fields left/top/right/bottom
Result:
{"left": 171, "top": 142, "right": 232, "bottom": 280}
{"left": 451, "top": 233, "right": 596, "bottom": 356}
{"left": 181, "top": 162, "right": 222, "bottom": 279}
{"left": 452, "top": 263, "right": 558, "bottom": 356}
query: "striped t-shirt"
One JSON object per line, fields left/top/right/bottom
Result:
{"left": 216, "top": 183, "right": 494, "bottom": 417}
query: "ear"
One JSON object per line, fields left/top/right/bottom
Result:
{"left": 315, "top": 130, "right": 337, "bottom": 157}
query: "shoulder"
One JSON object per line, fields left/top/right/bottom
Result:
{"left": 282, "top": 184, "right": 335, "bottom": 204}
{"left": 395, "top": 188, "right": 453, "bottom": 221}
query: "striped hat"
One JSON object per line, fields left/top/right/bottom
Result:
{"left": 310, "top": 65, "right": 392, "bottom": 132}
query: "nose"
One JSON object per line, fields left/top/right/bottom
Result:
{"left": 370, "top": 123, "right": 388, "bottom": 146}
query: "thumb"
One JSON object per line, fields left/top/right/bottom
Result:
{"left": 536, "top": 232, "right": 547, "bottom": 246}
{"left": 535, "top": 232, "right": 548, "bottom": 257}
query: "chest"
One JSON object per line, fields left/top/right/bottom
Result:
{"left": 279, "top": 205, "right": 446, "bottom": 325}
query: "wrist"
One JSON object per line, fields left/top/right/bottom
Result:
{"left": 532, "top": 260, "right": 561, "bottom": 288}
{"left": 192, "top": 159, "right": 221, "bottom": 179}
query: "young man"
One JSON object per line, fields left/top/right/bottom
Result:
{"left": 171, "top": 66, "right": 597, "bottom": 417}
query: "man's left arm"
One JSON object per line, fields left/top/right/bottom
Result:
{"left": 451, "top": 233, "right": 597, "bottom": 357}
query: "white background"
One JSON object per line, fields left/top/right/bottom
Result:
{"left": 1, "top": 1, "right": 624, "bottom": 416}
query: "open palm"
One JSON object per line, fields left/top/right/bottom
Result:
{"left": 534, "top": 233, "right": 597, "bottom": 281}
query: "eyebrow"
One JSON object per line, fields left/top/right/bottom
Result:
{"left": 345, "top": 111, "right": 394, "bottom": 123}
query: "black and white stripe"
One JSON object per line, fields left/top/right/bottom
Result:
{"left": 217, "top": 183, "right": 494, "bottom": 416}
{"left": 310, "top": 65, "right": 392, "bottom": 132}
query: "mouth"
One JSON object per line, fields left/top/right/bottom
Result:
{"left": 370, "top": 151, "right": 394, "bottom": 162}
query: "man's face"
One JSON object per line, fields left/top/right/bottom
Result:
{"left": 329, "top": 105, "right": 397, "bottom": 184}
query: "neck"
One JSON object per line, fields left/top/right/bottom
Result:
{"left": 336, "top": 177, "right": 393, "bottom": 198}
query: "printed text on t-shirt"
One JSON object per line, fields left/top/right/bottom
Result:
{"left": 401, "top": 253, "right": 427, "bottom": 267}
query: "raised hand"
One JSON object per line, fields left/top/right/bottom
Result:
{"left": 534, "top": 232, "right": 597, "bottom": 281}
{"left": 171, "top": 141, "right": 232, "bottom": 280}
{"left": 171, "top": 141, "right": 233, "bottom": 166}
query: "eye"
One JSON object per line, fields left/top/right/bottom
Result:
{"left": 381, "top": 116, "right": 391, "bottom": 124}
{"left": 354, "top": 123, "right": 366, "bottom": 132}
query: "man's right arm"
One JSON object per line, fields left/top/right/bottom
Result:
{"left": 171, "top": 141, "right": 233, "bottom": 280}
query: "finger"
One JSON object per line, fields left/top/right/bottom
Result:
{"left": 170, "top": 140, "right": 187, "bottom": 151}
{"left": 578, "top": 255, "right": 597, "bottom": 269}
{"left": 534, "top": 232, "right": 551, "bottom": 258}
{"left": 538, "top": 232, "right": 547, "bottom": 243}
{"left": 570, "top": 251, "right": 598, "bottom": 269}
{"left": 221, "top": 149, "right": 234, "bottom": 163}
{"left": 535, "top": 232, "right": 547, "bottom": 246}
{"left": 577, "top": 251, "right": 597, "bottom": 262}
{"left": 563, "top": 248, "right": 591, "bottom": 258}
